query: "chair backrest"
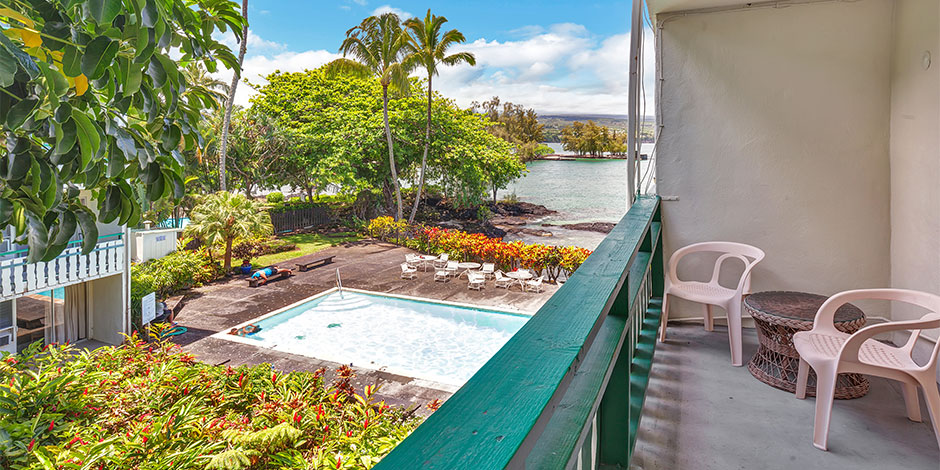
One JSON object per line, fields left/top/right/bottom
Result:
{"left": 813, "top": 289, "right": 940, "bottom": 367}
{"left": 447, "top": 260, "right": 458, "bottom": 269}
{"left": 668, "top": 241, "right": 765, "bottom": 293}
{"left": 482, "top": 263, "right": 495, "bottom": 272}
{"left": 440, "top": 253, "right": 449, "bottom": 261}
{"left": 406, "top": 254, "right": 417, "bottom": 261}
{"left": 495, "top": 270, "right": 506, "bottom": 279}
{"left": 401, "top": 263, "right": 411, "bottom": 271}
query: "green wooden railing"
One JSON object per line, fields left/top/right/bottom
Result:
{"left": 375, "top": 196, "right": 663, "bottom": 469}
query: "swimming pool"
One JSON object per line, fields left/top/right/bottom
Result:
{"left": 218, "top": 289, "right": 530, "bottom": 387}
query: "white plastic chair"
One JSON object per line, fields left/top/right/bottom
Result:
{"left": 481, "top": 263, "right": 496, "bottom": 279}
{"left": 525, "top": 276, "right": 544, "bottom": 293}
{"left": 434, "top": 269, "right": 449, "bottom": 282}
{"left": 405, "top": 254, "right": 421, "bottom": 269}
{"left": 445, "top": 260, "right": 459, "bottom": 278}
{"left": 400, "top": 263, "right": 417, "bottom": 280}
{"left": 468, "top": 272, "right": 485, "bottom": 291}
{"left": 660, "top": 241, "right": 765, "bottom": 366}
{"left": 793, "top": 289, "right": 940, "bottom": 451}
{"left": 433, "top": 253, "right": 449, "bottom": 269}
{"left": 494, "top": 271, "right": 512, "bottom": 289}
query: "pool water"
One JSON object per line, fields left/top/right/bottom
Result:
{"left": 237, "top": 290, "right": 530, "bottom": 386}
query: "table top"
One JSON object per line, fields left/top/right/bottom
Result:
{"left": 744, "top": 291, "right": 864, "bottom": 323}
{"left": 457, "top": 262, "right": 481, "bottom": 269}
{"left": 505, "top": 270, "right": 533, "bottom": 280}
{"left": 419, "top": 255, "right": 438, "bottom": 261}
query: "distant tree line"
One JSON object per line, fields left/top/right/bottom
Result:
{"left": 471, "top": 97, "right": 551, "bottom": 161}
{"left": 559, "top": 121, "right": 628, "bottom": 156}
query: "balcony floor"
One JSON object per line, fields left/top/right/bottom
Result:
{"left": 632, "top": 323, "right": 939, "bottom": 470}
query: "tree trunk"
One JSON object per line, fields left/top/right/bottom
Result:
{"left": 383, "top": 85, "right": 403, "bottom": 220}
{"left": 218, "top": 0, "right": 248, "bottom": 192}
{"left": 305, "top": 185, "right": 314, "bottom": 202}
{"left": 408, "top": 74, "right": 433, "bottom": 224}
{"left": 223, "top": 238, "right": 233, "bottom": 272}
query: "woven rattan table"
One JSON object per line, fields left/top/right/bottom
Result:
{"left": 744, "top": 291, "right": 870, "bottom": 399}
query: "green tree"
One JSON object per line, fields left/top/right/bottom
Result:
{"left": 225, "top": 108, "right": 290, "bottom": 197}
{"left": 184, "top": 191, "right": 272, "bottom": 271}
{"left": 219, "top": 0, "right": 249, "bottom": 191}
{"left": 403, "top": 9, "right": 475, "bottom": 223}
{"left": 326, "top": 13, "right": 414, "bottom": 220}
{"left": 0, "top": 1, "right": 243, "bottom": 262}
{"left": 182, "top": 62, "right": 229, "bottom": 110}
{"left": 471, "top": 97, "right": 544, "bottom": 161}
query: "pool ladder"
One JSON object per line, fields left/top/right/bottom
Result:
{"left": 335, "top": 268, "right": 343, "bottom": 298}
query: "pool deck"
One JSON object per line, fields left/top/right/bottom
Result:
{"left": 171, "top": 239, "right": 558, "bottom": 413}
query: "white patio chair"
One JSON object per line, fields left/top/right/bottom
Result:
{"left": 481, "top": 263, "right": 496, "bottom": 279}
{"left": 434, "top": 269, "right": 449, "bottom": 282}
{"left": 494, "top": 271, "right": 512, "bottom": 289}
{"left": 400, "top": 263, "right": 417, "bottom": 280}
{"left": 405, "top": 254, "right": 421, "bottom": 269}
{"left": 525, "top": 276, "right": 544, "bottom": 293}
{"left": 433, "top": 253, "right": 449, "bottom": 269}
{"left": 445, "top": 260, "right": 459, "bottom": 278}
{"left": 659, "top": 241, "right": 765, "bottom": 367}
{"left": 793, "top": 289, "right": 940, "bottom": 451}
{"left": 468, "top": 272, "right": 486, "bottom": 291}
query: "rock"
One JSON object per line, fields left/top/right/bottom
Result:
{"left": 490, "top": 216, "right": 529, "bottom": 226}
{"left": 505, "top": 227, "right": 553, "bottom": 237}
{"left": 542, "top": 222, "right": 616, "bottom": 234}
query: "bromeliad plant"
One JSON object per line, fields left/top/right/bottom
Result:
{"left": 0, "top": 327, "right": 423, "bottom": 470}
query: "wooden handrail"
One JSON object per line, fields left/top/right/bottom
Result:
{"left": 374, "top": 196, "right": 663, "bottom": 469}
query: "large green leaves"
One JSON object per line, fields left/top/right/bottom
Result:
{"left": 0, "top": 0, "right": 246, "bottom": 261}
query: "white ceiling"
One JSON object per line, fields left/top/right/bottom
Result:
{"left": 645, "top": 0, "right": 762, "bottom": 15}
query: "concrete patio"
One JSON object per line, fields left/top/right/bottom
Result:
{"left": 631, "top": 323, "right": 939, "bottom": 470}
{"left": 171, "top": 239, "right": 557, "bottom": 412}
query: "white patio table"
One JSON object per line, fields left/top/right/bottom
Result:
{"left": 457, "top": 262, "right": 481, "bottom": 278}
{"left": 505, "top": 270, "right": 533, "bottom": 290}
{"left": 418, "top": 255, "right": 438, "bottom": 271}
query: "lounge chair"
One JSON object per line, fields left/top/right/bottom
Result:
{"left": 434, "top": 269, "right": 450, "bottom": 282}
{"left": 445, "top": 260, "right": 459, "bottom": 278}
{"left": 494, "top": 270, "right": 513, "bottom": 289}
{"left": 468, "top": 272, "right": 486, "bottom": 290}
{"left": 481, "top": 263, "right": 495, "bottom": 279}
{"left": 433, "top": 253, "right": 449, "bottom": 269}
{"left": 525, "top": 276, "right": 545, "bottom": 293}
{"left": 400, "top": 263, "right": 417, "bottom": 280}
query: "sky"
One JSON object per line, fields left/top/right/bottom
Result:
{"left": 216, "top": 0, "right": 654, "bottom": 116}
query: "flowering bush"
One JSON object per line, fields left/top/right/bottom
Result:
{"left": 366, "top": 218, "right": 593, "bottom": 281}
{"left": 0, "top": 329, "right": 422, "bottom": 469}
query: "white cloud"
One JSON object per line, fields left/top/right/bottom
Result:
{"left": 215, "top": 29, "right": 287, "bottom": 52}
{"left": 370, "top": 5, "right": 412, "bottom": 19}
{"left": 351, "top": 0, "right": 368, "bottom": 5}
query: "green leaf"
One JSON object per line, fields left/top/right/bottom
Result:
{"left": 61, "top": 45, "right": 82, "bottom": 77}
{"left": 7, "top": 151, "right": 31, "bottom": 181}
{"left": 0, "top": 46, "right": 15, "bottom": 87}
{"left": 107, "top": 145, "right": 124, "bottom": 178}
{"left": 54, "top": 103, "right": 72, "bottom": 123}
{"left": 39, "top": 62, "right": 69, "bottom": 98}
{"left": 5, "top": 98, "right": 38, "bottom": 129}
{"left": 81, "top": 36, "right": 119, "bottom": 80}
{"left": 53, "top": 211, "right": 76, "bottom": 246}
{"left": 146, "top": 57, "right": 166, "bottom": 88}
{"left": 141, "top": 0, "right": 158, "bottom": 28}
{"left": 0, "top": 33, "right": 39, "bottom": 79}
{"left": 71, "top": 109, "right": 101, "bottom": 170}
{"left": 125, "top": 63, "right": 142, "bottom": 95}
{"left": 84, "top": 0, "right": 122, "bottom": 25}
{"left": 25, "top": 213, "right": 49, "bottom": 263}
{"left": 54, "top": 119, "right": 78, "bottom": 156}
{"left": 0, "top": 199, "right": 12, "bottom": 228}
{"left": 75, "top": 208, "right": 98, "bottom": 255}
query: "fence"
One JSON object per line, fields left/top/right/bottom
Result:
{"left": 268, "top": 206, "right": 331, "bottom": 233}
{"left": 373, "top": 196, "right": 663, "bottom": 469}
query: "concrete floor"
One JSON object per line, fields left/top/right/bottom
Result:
{"left": 172, "top": 239, "right": 557, "bottom": 413}
{"left": 632, "top": 323, "right": 940, "bottom": 470}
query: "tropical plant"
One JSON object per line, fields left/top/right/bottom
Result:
{"left": 219, "top": 0, "right": 250, "bottom": 191}
{"left": 471, "top": 97, "right": 545, "bottom": 161}
{"left": 0, "top": 0, "right": 244, "bottom": 263}
{"left": 225, "top": 107, "right": 291, "bottom": 196}
{"left": 184, "top": 192, "right": 273, "bottom": 271}
{"left": 326, "top": 13, "right": 415, "bottom": 220}
{"left": 0, "top": 332, "right": 424, "bottom": 469}
{"left": 403, "top": 10, "right": 476, "bottom": 223}
{"left": 183, "top": 62, "right": 230, "bottom": 110}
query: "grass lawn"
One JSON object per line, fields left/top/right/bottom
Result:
{"left": 252, "top": 232, "right": 361, "bottom": 267}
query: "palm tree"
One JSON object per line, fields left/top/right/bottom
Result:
{"left": 326, "top": 13, "right": 414, "bottom": 220}
{"left": 182, "top": 62, "right": 229, "bottom": 110}
{"left": 184, "top": 191, "right": 272, "bottom": 271}
{"left": 219, "top": 0, "right": 249, "bottom": 192}
{"left": 404, "top": 10, "right": 475, "bottom": 223}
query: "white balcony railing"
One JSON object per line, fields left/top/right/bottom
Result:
{"left": 0, "top": 233, "right": 125, "bottom": 301}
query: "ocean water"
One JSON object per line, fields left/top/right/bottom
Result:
{"left": 241, "top": 291, "right": 529, "bottom": 386}
{"left": 503, "top": 144, "right": 654, "bottom": 249}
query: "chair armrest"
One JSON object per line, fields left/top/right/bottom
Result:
{"left": 839, "top": 315, "right": 940, "bottom": 363}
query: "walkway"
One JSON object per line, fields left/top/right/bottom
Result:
{"left": 632, "top": 323, "right": 939, "bottom": 469}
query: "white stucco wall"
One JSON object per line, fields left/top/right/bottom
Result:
{"left": 888, "top": 0, "right": 940, "bottom": 341}
{"left": 654, "top": 0, "right": 893, "bottom": 319}
{"left": 88, "top": 274, "right": 126, "bottom": 345}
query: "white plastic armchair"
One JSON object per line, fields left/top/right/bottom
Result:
{"left": 660, "top": 241, "right": 765, "bottom": 366}
{"left": 433, "top": 253, "right": 449, "bottom": 269}
{"left": 793, "top": 289, "right": 940, "bottom": 451}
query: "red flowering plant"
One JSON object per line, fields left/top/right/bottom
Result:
{"left": 0, "top": 327, "right": 424, "bottom": 469}
{"left": 368, "top": 218, "right": 593, "bottom": 280}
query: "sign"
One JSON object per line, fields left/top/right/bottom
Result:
{"left": 141, "top": 292, "right": 156, "bottom": 325}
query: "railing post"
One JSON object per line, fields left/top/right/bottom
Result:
{"left": 597, "top": 272, "right": 632, "bottom": 467}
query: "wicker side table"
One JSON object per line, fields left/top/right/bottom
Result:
{"left": 744, "top": 291, "right": 870, "bottom": 399}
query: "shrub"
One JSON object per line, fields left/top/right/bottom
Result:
{"left": 266, "top": 192, "right": 285, "bottom": 204}
{"left": 0, "top": 331, "right": 423, "bottom": 469}
{"left": 231, "top": 238, "right": 299, "bottom": 262}
{"left": 131, "top": 247, "right": 223, "bottom": 327}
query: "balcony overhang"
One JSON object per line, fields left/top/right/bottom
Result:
{"left": 646, "top": 0, "right": 836, "bottom": 16}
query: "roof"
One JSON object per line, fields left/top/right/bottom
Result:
{"left": 646, "top": 0, "right": 780, "bottom": 16}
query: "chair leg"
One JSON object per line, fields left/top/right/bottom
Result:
{"left": 726, "top": 301, "right": 743, "bottom": 367}
{"left": 659, "top": 293, "right": 670, "bottom": 342}
{"left": 795, "top": 358, "right": 809, "bottom": 400}
{"left": 812, "top": 365, "right": 837, "bottom": 451}
{"left": 901, "top": 380, "right": 922, "bottom": 422}
{"left": 704, "top": 304, "right": 714, "bottom": 332}
{"left": 918, "top": 377, "right": 940, "bottom": 450}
